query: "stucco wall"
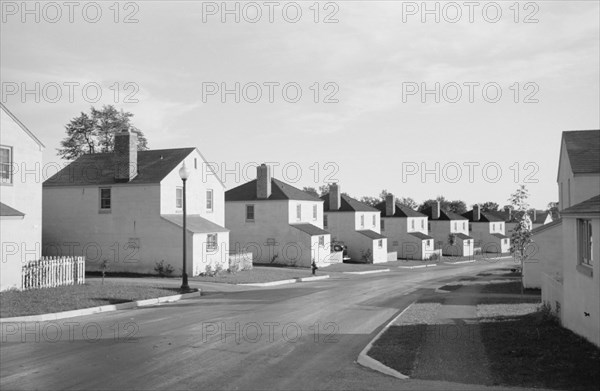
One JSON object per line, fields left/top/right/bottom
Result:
{"left": 287, "top": 200, "right": 324, "bottom": 227}
{"left": 470, "top": 222, "right": 509, "bottom": 253}
{"left": 1, "top": 109, "right": 43, "bottom": 291}
{"left": 325, "top": 212, "right": 385, "bottom": 263}
{"left": 382, "top": 217, "right": 433, "bottom": 260}
{"left": 560, "top": 216, "right": 599, "bottom": 346}
{"left": 524, "top": 223, "right": 563, "bottom": 289}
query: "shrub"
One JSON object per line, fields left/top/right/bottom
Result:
{"left": 154, "top": 260, "right": 174, "bottom": 277}
{"left": 361, "top": 248, "right": 373, "bottom": 263}
{"left": 429, "top": 253, "right": 439, "bottom": 261}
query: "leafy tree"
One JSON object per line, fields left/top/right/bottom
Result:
{"left": 508, "top": 185, "right": 533, "bottom": 289}
{"left": 448, "top": 200, "right": 467, "bottom": 215}
{"left": 359, "top": 196, "right": 380, "bottom": 207}
{"left": 302, "top": 187, "right": 319, "bottom": 198}
{"left": 418, "top": 196, "right": 466, "bottom": 214}
{"left": 318, "top": 185, "right": 330, "bottom": 197}
{"left": 547, "top": 201, "right": 559, "bottom": 219}
{"left": 480, "top": 202, "right": 500, "bottom": 212}
{"left": 396, "top": 197, "right": 418, "bottom": 210}
{"left": 57, "top": 105, "right": 148, "bottom": 160}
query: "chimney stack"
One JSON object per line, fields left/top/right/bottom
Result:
{"left": 504, "top": 206, "right": 512, "bottom": 221}
{"left": 432, "top": 201, "right": 440, "bottom": 220}
{"left": 473, "top": 204, "right": 480, "bottom": 221}
{"left": 256, "top": 164, "right": 271, "bottom": 199}
{"left": 114, "top": 130, "right": 138, "bottom": 182}
{"left": 532, "top": 210, "right": 537, "bottom": 223}
{"left": 385, "top": 194, "right": 396, "bottom": 217}
{"left": 329, "top": 183, "right": 341, "bottom": 210}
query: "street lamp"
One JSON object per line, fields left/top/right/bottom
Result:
{"left": 179, "top": 161, "right": 191, "bottom": 291}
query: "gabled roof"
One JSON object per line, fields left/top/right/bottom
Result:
{"left": 0, "top": 202, "right": 25, "bottom": 217}
{"left": 558, "top": 130, "right": 600, "bottom": 180}
{"left": 290, "top": 223, "right": 329, "bottom": 236}
{"left": 531, "top": 218, "right": 562, "bottom": 235}
{"left": 162, "top": 214, "right": 229, "bottom": 233}
{"left": 0, "top": 103, "right": 45, "bottom": 148}
{"left": 462, "top": 210, "right": 504, "bottom": 222}
{"left": 561, "top": 195, "right": 600, "bottom": 216}
{"left": 357, "top": 230, "right": 386, "bottom": 240}
{"left": 321, "top": 193, "right": 379, "bottom": 212}
{"left": 408, "top": 232, "right": 433, "bottom": 240}
{"left": 225, "top": 178, "right": 320, "bottom": 202}
{"left": 421, "top": 206, "right": 467, "bottom": 221}
{"left": 374, "top": 201, "right": 426, "bottom": 218}
{"left": 43, "top": 148, "right": 196, "bottom": 187}
{"left": 492, "top": 210, "right": 552, "bottom": 224}
{"left": 491, "top": 233, "right": 509, "bottom": 239}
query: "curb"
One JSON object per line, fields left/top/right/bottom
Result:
{"left": 398, "top": 264, "right": 438, "bottom": 269}
{"left": 238, "top": 275, "right": 330, "bottom": 287}
{"left": 343, "top": 269, "right": 390, "bottom": 275}
{"left": 443, "top": 260, "right": 477, "bottom": 265}
{"left": 357, "top": 301, "right": 414, "bottom": 379}
{"left": 0, "top": 291, "right": 201, "bottom": 323}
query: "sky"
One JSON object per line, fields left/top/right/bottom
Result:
{"left": 1, "top": 0, "right": 599, "bottom": 209}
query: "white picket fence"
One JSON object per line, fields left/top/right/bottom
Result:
{"left": 21, "top": 256, "right": 85, "bottom": 290}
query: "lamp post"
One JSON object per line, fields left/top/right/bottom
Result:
{"left": 179, "top": 161, "right": 190, "bottom": 291}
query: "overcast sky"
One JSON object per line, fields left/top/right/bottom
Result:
{"left": 1, "top": 0, "right": 599, "bottom": 209}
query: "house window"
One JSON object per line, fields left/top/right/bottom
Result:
{"left": 324, "top": 215, "right": 328, "bottom": 228}
{"left": 176, "top": 187, "right": 183, "bottom": 209}
{"left": 463, "top": 222, "right": 466, "bottom": 230}
{"left": 313, "top": 204, "right": 317, "bottom": 220}
{"left": 296, "top": 204, "right": 302, "bottom": 220}
{"left": 0, "top": 146, "right": 12, "bottom": 184}
{"left": 373, "top": 215, "right": 377, "bottom": 227}
{"left": 453, "top": 222, "right": 457, "bottom": 231}
{"left": 577, "top": 219, "right": 593, "bottom": 268}
{"left": 206, "top": 189, "right": 213, "bottom": 212}
{"left": 381, "top": 219, "right": 385, "bottom": 231}
{"left": 206, "top": 233, "right": 218, "bottom": 251}
{"left": 360, "top": 214, "right": 365, "bottom": 228}
{"left": 319, "top": 235, "right": 325, "bottom": 247}
{"left": 378, "top": 239, "right": 383, "bottom": 249}
{"left": 246, "top": 204, "right": 255, "bottom": 221}
{"left": 99, "top": 188, "right": 111, "bottom": 210}
{"left": 421, "top": 219, "right": 424, "bottom": 229}
{"left": 411, "top": 219, "right": 415, "bottom": 230}
{"left": 568, "top": 179, "right": 571, "bottom": 207}
{"left": 428, "top": 222, "right": 431, "bottom": 231}
{"left": 194, "top": 158, "right": 198, "bottom": 169}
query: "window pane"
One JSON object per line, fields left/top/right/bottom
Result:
{"left": 297, "top": 204, "right": 301, "bottom": 219}
{"left": 100, "top": 188, "right": 111, "bottom": 209}
{"left": 206, "top": 190, "right": 213, "bottom": 210}
{"left": 246, "top": 205, "right": 254, "bottom": 220}
{"left": 176, "top": 188, "right": 183, "bottom": 208}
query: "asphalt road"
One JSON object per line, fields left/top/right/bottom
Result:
{"left": 1, "top": 259, "right": 535, "bottom": 391}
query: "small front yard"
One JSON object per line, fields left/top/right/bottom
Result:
{"left": 191, "top": 265, "right": 325, "bottom": 284}
{"left": 0, "top": 282, "right": 185, "bottom": 318}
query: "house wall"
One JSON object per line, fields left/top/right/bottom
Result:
{"left": 429, "top": 219, "right": 469, "bottom": 254}
{"left": 159, "top": 150, "right": 225, "bottom": 227}
{"left": 353, "top": 211, "right": 380, "bottom": 232}
{"left": 226, "top": 200, "right": 329, "bottom": 266}
{"left": 560, "top": 216, "right": 599, "bottom": 346}
{"left": 382, "top": 217, "right": 433, "bottom": 260}
{"left": 469, "top": 222, "right": 509, "bottom": 253}
{"left": 524, "top": 223, "right": 563, "bottom": 289}
{"left": 557, "top": 141, "right": 600, "bottom": 211}
{"left": 0, "top": 110, "right": 43, "bottom": 291}
{"left": 325, "top": 211, "right": 385, "bottom": 263}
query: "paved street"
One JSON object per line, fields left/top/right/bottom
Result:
{"left": 1, "top": 259, "right": 535, "bottom": 391}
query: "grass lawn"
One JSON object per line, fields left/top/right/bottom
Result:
{"left": 480, "top": 311, "right": 600, "bottom": 391}
{"left": 190, "top": 266, "right": 325, "bottom": 284}
{"left": 368, "top": 324, "right": 427, "bottom": 376}
{"left": 0, "top": 281, "right": 185, "bottom": 318}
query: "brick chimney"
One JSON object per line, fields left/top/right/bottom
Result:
{"left": 385, "top": 194, "right": 396, "bottom": 217}
{"left": 329, "top": 183, "right": 341, "bottom": 210}
{"left": 504, "top": 206, "right": 512, "bottom": 221}
{"left": 532, "top": 210, "right": 537, "bottom": 222}
{"left": 432, "top": 201, "right": 440, "bottom": 220}
{"left": 256, "top": 163, "right": 271, "bottom": 199}
{"left": 114, "top": 130, "right": 138, "bottom": 182}
{"left": 473, "top": 204, "right": 480, "bottom": 221}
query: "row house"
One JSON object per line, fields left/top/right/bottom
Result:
{"left": 43, "top": 130, "right": 230, "bottom": 276}
{"left": 225, "top": 164, "right": 334, "bottom": 267}
{"left": 462, "top": 205, "right": 510, "bottom": 253}
{"left": 375, "top": 195, "right": 436, "bottom": 260}
{"left": 421, "top": 201, "right": 474, "bottom": 257}
{"left": 0, "top": 104, "right": 45, "bottom": 291}
{"left": 321, "top": 183, "right": 389, "bottom": 263}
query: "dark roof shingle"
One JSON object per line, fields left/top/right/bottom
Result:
{"left": 374, "top": 202, "right": 426, "bottom": 218}
{"left": 161, "top": 214, "right": 229, "bottom": 233}
{"left": 357, "top": 230, "right": 386, "bottom": 240}
{"left": 562, "top": 130, "right": 600, "bottom": 176}
{"left": 421, "top": 207, "right": 467, "bottom": 221}
{"left": 44, "top": 148, "right": 196, "bottom": 187}
{"left": 225, "top": 178, "right": 320, "bottom": 202}
{"left": 462, "top": 210, "right": 504, "bottom": 222}
{"left": 290, "top": 223, "right": 329, "bottom": 236}
{"left": 0, "top": 202, "right": 25, "bottom": 217}
{"left": 321, "top": 194, "right": 379, "bottom": 212}
{"left": 408, "top": 232, "right": 433, "bottom": 240}
{"left": 561, "top": 195, "right": 600, "bottom": 216}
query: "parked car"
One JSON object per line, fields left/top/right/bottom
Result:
{"left": 331, "top": 241, "right": 351, "bottom": 262}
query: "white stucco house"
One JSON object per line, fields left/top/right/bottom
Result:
{"left": 463, "top": 205, "right": 510, "bottom": 253}
{"left": 525, "top": 129, "right": 599, "bottom": 289}
{"left": 542, "top": 195, "right": 599, "bottom": 347}
{"left": 321, "top": 183, "right": 388, "bottom": 263}
{"left": 375, "top": 195, "right": 435, "bottom": 260}
{"left": 422, "top": 201, "right": 473, "bottom": 257}
{"left": 43, "top": 130, "right": 230, "bottom": 276}
{"left": 225, "top": 164, "right": 333, "bottom": 267}
{"left": 0, "top": 104, "right": 45, "bottom": 291}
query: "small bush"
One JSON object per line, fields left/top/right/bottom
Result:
{"left": 429, "top": 253, "right": 439, "bottom": 261}
{"left": 154, "top": 260, "right": 174, "bottom": 277}
{"left": 361, "top": 248, "right": 373, "bottom": 263}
